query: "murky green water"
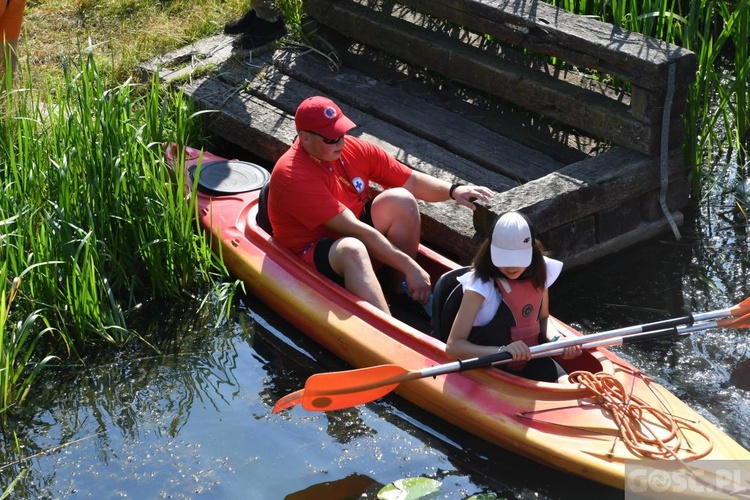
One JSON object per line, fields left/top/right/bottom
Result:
{"left": 1, "top": 164, "right": 748, "bottom": 499}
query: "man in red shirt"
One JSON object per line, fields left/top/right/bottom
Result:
{"left": 268, "top": 96, "right": 494, "bottom": 314}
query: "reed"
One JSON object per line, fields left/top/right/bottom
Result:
{"left": 0, "top": 46, "right": 224, "bottom": 415}
{"left": 546, "top": 0, "right": 749, "bottom": 200}
{"left": 0, "top": 274, "right": 58, "bottom": 419}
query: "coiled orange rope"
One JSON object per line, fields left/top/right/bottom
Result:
{"left": 568, "top": 370, "right": 713, "bottom": 461}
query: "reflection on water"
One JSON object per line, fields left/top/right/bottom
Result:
{"left": 285, "top": 473, "right": 379, "bottom": 499}
{"left": 0, "top": 295, "right": 622, "bottom": 499}
{"left": 0, "top": 173, "right": 747, "bottom": 498}
{"left": 0, "top": 302, "right": 249, "bottom": 496}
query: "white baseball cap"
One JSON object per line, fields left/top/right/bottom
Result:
{"left": 490, "top": 212, "right": 534, "bottom": 267}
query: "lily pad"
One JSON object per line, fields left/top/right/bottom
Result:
{"left": 377, "top": 477, "right": 442, "bottom": 500}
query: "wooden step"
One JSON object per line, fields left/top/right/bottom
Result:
{"left": 140, "top": 33, "right": 688, "bottom": 267}
{"left": 302, "top": 0, "right": 690, "bottom": 155}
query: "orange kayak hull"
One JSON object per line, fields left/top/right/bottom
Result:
{"left": 168, "top": 145, "right": 750, "bottom": 496}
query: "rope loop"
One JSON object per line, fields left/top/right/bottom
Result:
{"left": 568, "top": 370, "right": 712, "bottom": 461}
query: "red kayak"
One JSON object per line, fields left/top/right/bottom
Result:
{"left": 166, "top": 144, "right": 750, "bottom": 496}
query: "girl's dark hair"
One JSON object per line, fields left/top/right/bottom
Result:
{"left": 472, "top": 230, "right": 548, "bottom": 290}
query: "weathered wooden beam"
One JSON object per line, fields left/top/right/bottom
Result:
{"left": 394, "top": 0, "right": 697, "bottom": 93}
{"left": 304, "top": 0, "right": 683, "bottom": 155}
{"left": 471, "top": 147, "right": 686, "bottom": 237}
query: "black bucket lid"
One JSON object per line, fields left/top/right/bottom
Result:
{"left": 189, "top": 160, "right": 270, "bottom": 195}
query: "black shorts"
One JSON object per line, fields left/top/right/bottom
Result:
{"left": 313, "top": 238, "right": 344, "bottom": 286}
{"left": 313, "top": 200, "right": 374, "bottom": 286}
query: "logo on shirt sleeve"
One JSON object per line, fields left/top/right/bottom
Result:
{"left": 352, "top": 177, "right": 365, "bottom": 193}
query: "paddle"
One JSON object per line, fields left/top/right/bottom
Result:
{"left": 533, "top": 314, "right": 750, "bottom": 358}
{"left": 530, "top": 296, "right": 750, "bottom": 353}
{"left": 272, "top": 311, "right": 750, "bottom": 413}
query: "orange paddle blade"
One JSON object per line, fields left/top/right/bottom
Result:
{"left": 272, "top": 389, "right": 305, "bottom": 413}
{"left": 302, "top": 364, "right": 411, "bottom": 412}
{"left": 718, "top": 313, "right": 750, "bottom": 329}
{"left": 731, "top": 297, "right": 750, "bottom": 316}
{"left": 271, "top": 365, "right": 412, "bottom": 413}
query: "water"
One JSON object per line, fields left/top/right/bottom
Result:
{"left": 2, "top": 294, "right": 624, "bottom": 499}
{"left": 1, "top": 174, "right": 748, "bottom": 499}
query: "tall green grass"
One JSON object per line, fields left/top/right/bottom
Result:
{"left": 547, "top": 0, "right": 749, "bottom": 200}
{"left": 0, "top": 275, "right": 57, "bottom": 417}
{"left": 0, "top": 46, "right": 225, "bottom": 417}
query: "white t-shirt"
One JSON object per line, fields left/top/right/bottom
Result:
{"left": 456, "top": 257, "right": 563, "bottom": 327}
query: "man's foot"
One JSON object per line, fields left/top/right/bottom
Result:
{"left": 224, "top": 9, "right": 258, "bottom": 35}
{"left": 234, "top": 17, "right": 287, "bottom": 50}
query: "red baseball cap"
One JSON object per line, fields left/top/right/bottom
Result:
{"left": 294, "top": 96, "right": 356, "bottom": 139}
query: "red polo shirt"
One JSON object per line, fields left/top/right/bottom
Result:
{"left": 268, "top": 135, "right": 412, "bottom": 254}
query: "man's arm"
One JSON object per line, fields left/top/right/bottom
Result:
{"left": 400, "top": 170, "right": 494, "bottom": 210}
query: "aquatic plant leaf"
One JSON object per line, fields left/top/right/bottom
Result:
{"left": 377, "top": 477, "right": 442, "bottom": 500}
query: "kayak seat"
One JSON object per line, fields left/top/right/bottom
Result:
{"left": 256, "top": 180, "right": 273, "bottom": 235}
{"left": 430, "top": 266, "right": 471, "bottom": 342}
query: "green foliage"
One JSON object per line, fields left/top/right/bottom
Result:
{"left": 377, "top": 477, "right": 442, "bottom": 500}
{"left": 276, "top": 0, "right": 342, "bottom": 71}
{"left": 0, "top": 274, "right": 58, "bottom": 419}
{"left": 277, "top": 0, "right": 306, "bottom": 35}
{"left": 0, "top": 467, "right": 26, "bottom": 499}
{"left": 0, "top": 44, "right": 226, "bottom": 416}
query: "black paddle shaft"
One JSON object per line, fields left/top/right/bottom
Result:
{"left": 620, "top": 325, "right": 689, "bottom": 344}
{"left": 639, "top": 315, "right": 694, "bottom": 332}
{"left": 456, "top": 350, "right": 513, "bottom": 371}
{"left": 451, "top": 317, "right": 699, "bottom": 374}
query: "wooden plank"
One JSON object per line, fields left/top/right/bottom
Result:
{"left": 303, "top": 0, "right": 671, "bottom": 155}
{"left": 177, "top": 65, "right": 520, "bottom": 258}
{"left": 345, "top": 3, "right": 688, "bottom": 131}
{"left": 471, "top": 147, "right": 686, "bottom": 236}
{"left": 394, "top": 0, "right": 697, "bottom": 92}
{"left": 326, "top": 39, "right": 596, "bottom": 164}
{"left": 137, "top": 34, "right": 237, "bottom": 85}
{"left": 269, "top": 51, "right": 563, "bottom": 182}
{"left": 549, "top": 215, "right": 684, "bottom": 268}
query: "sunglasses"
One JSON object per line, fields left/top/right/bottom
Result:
{"left": 305, "top": 130, "right": 344, "bottom": 144}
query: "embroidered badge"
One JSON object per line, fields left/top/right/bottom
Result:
{"left": 323, "top": 106, "right": 338, "bottom": 120}
{"left": 352, "top": 177, "right": 365, "bottom": 193}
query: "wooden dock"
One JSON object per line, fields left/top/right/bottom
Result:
{"left": 140, "top": 0, "right": 696, "bottom": 268}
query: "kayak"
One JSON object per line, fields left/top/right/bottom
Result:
{"left": 166, "top": 144, "right": 750, "bottom": 496}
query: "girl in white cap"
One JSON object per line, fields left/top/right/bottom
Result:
{"left": 444, "top": 211, "right": 581, "bottom": 382}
